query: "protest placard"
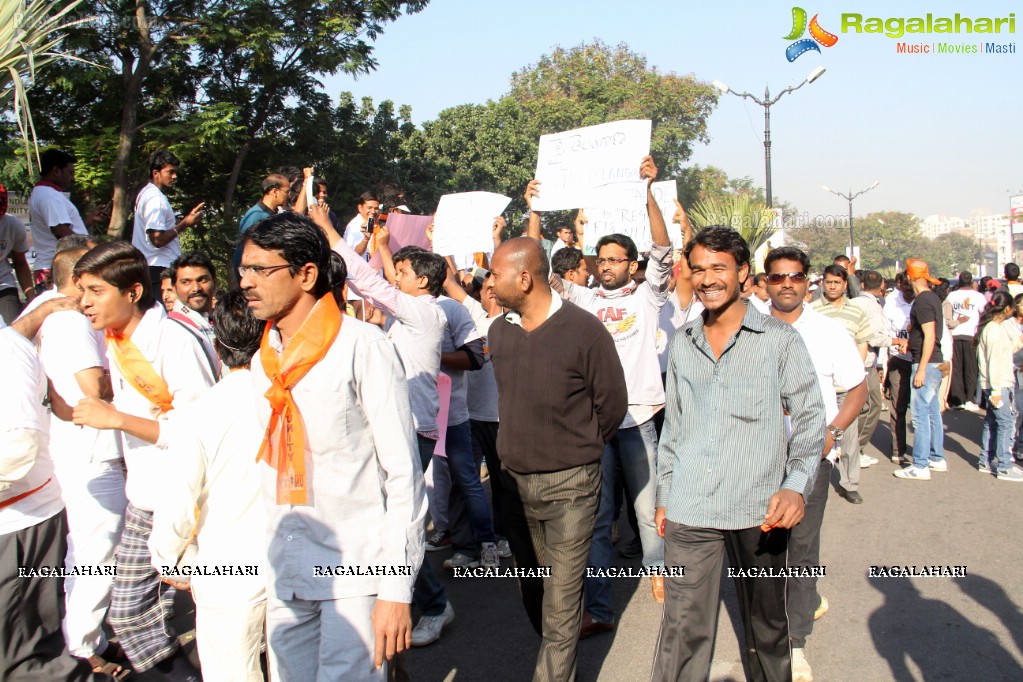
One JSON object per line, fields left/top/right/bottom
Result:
{"left": 582, "top": 180, "right": 679, "bottom": 253}
{"left": 531, "top": 119, "right": 652, "bottom": 211}
{"left": 432, "top": 192, "right": 512, "bottom": 256}
{"left": 369, "top": 214, "right": 432, "bottom": 269}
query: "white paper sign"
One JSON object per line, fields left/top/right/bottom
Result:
{"left": 532, "top": 120, "right": 652, "bottom": 211}
{"left": 432, "top": 192, "right": 512, "bottom": 256}
{"left": 582, "top": 180, "right": 678, "bottom": 253}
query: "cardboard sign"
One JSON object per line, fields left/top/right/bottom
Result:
{"left": 432, "top": 192, "right": 511, "bottom": 256}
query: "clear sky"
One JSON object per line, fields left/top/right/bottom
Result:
{"left": 324, "top": 0, "right": 1021, "bottom": 222}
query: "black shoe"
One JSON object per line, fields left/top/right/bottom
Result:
{"left": 840, "top": 489, "right": 864, "bottom": 504}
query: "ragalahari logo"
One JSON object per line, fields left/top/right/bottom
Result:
{"left": 784, "top": 7, "right": 838, "bottom": 61}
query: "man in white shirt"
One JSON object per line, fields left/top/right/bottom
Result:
{"left": 17, "top": 245, "right": 130, "bottom": 676}
{"left": 239, "top": 212, "right": 425, "bottom": 679}
{"left": 27, "top": 149, "right": 107, "bottom": 293}
{"left": 884, "top": 274, "right": 915, "bottom": 464}
{"left": 74, "top": 241, "right": 214, "bottom": 681}
{"left": 0, "top": 184, "right": 35, "bottom": 322}
{"left": 131, "top": 150, "right": 205, "bottom": 294}
{"left": 0, "top": 317, "right": 94, "bottom": 680}
{"left": 543, "top": 156, "right": 671, "bottom": 622}
{"left": 946, "top": 271, "right": 987, "bottom": 410}
{"left": 342, "top": 191, "right": 382, "bottom": 260}
{"left": 764, "top": 246, "right": 866, "bottom": 682}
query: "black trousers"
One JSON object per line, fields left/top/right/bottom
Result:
{"left": 0, "top": 510, "right": 93, "bottom": 681}
{"left": 652, "top": 522, "right": 791, "bottom": 682}
{"left": 949, "top": 337, "right": 979, "bottom": 407}
{"left": 885, "top": 356, "right": 914, "bottom": 459}
{"left": 787, "top": 460, "right": 832, "bottom": 648}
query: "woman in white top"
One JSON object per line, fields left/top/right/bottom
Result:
{"left": 975, "top": 291, "right": 1023, "bottom": 480}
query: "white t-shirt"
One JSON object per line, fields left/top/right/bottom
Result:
{"left": 19, "top": 290, "right": 123, "bottom": 464}
{"left": 27, "top": 184, "right": 88, "bottom": 270}
{"left": 132, "top": 183, "right": 179, "bottom": 267}
{"left": 0, "top": 327, "right": 65, "bottom": 534}
{"left": 437, "top": 296, "right": 483, "bottom": 427}
{"left": 343, "top": 214, "right": 370, "bottom": 262}
{"left": 0, "top": 214, "right": 29, "bottom": 290}
{"left": 460, "top": 297, "right": 500, "bottom": 423}
{"left": 884, "top": 291, "right": 913, "bottom": 361}
{"left": 790, "top": 305, "right": 867, "bottom": 420}
{"left": 108, "top": 305, "right": 217, "bottom": 511}
{"left": 945, "top": 288, "right": 987, "bottom": 338}
{"left": 656, "top": 292, "right": 704, "bottom": 374}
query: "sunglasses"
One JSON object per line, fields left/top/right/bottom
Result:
{"left": 766, "top": 272, "right": 808, "bottom": 285}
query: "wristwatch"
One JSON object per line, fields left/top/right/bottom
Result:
{"left": 828, "top": 426, "right": 844, "bottom": 441}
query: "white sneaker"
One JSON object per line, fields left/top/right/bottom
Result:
{"left": 496, "top": 538, "right": 512, "bottom": 558}
{"left": 480, "top": 542, "right": 500, "bottom": 569}
{"left": 860, "top": 454, "right": 879, "bottom": 468}
{"left": 791, "top": 647, "right": 813, "bottom": 682}
{"left": 443, "top": 552, "right": 480, "bottom": 569}
{"left": 410, "top": 602, "right": 454, "bottom": 646}
{"left": 963, "top": 401, "right": 983, "bottom": 412}
{"left": 997, "top": 465, "right": 1023, "bottom": 482}
{"left": 894, "top": 466, "right": 931, "bottom": 480}
{"left": 927, "top": 459, "right": 948, "bottom": 472}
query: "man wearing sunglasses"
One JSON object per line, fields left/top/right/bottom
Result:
{"left": 544, "top": 156, "right": 672, "bottom": 631}
{"left": 763, "top": 246, "right": 866, "bottom": 682}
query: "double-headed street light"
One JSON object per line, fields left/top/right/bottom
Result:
{"left": 713, "top": 66, "right": 826, "bottom": 208}
{"left": 823, "top": 182, "right": 880, "bottom": 253}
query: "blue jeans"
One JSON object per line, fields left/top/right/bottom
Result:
{"left": 980, "top": 388, "right": 1016, "bottom": 473}
{"left": 445, "top": 420, "right": 496, "bottom": 552}
{"left": 584, "top": 420, "right": 665, "bottom": 622}
{"left": 910, "top": 363, "right": 945, "bottom": 469}
{"left": 414, "top": 435, "right": 448, "bottom": 617}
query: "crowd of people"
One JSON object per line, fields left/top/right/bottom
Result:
{"left": 1, "top": 146, "right": 1022, "bottom": 682}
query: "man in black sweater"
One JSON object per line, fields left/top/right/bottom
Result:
{"left": 488, "top": 237, "right": 628, "bottom": 682}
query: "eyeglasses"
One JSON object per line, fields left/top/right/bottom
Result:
{"left": 238, "top": 263, "right": 292, "bottom": 279}
{"left": 595, "top": 257, "right": 631, "bottom": 266}
{"left": 766, "top": 272, "right": 808, "bottom": 285}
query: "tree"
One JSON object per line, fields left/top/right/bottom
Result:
{"left": 0, "top": 0, "right": 88, "bottom": 174}
{"left": 688, "top": 195, "right": 777, "bottom": 255}
{"left": 22, "top": 0, "right": 429, "bottom": 237}
{"left": 919, "top": 232, "right": 978, "bottom": 278}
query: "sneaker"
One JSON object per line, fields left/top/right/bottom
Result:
{"left": 890, "top": 453, "right": 903, "bottom": 464}
{"left": 894, "top": 466, "right": 931, "bottom": 480}
{"left": 997, "top": 466, "right": 1023, "bottom": 482}
{"left": 426, "top": 530, "right": 451, "bottom": 552}
{"left": 443, "top": 552, "right": 480, "bottom": 569}
{"left": 480, "top": 542, "right": 499, "bottom": 569}
{"left": 411, "top": 602, "right": 454, "bottom": 646}
{"left": 813, "top": 596, "right": 829, "bottom": 621}
{"left": 495, "top": 538, "right": 512, "bottom": 558}
{"left": 963, "top": 401, "right": 983, "bottom": 412}
{"left": 860, "top": 454, "right": 879, "bottom": 468}
{"left": 927, "top": 459, "right": 948, "bottom": 472}
{"left": 791, "top": 647, "right": 813, "bottom": 682}
{"left": 978, "top": 460, "right": 993, "bottom": 475}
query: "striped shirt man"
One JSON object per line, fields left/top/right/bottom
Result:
{"left": 656, "top": 300, "right": 825, "bottom": 529}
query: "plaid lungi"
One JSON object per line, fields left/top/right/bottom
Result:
{"left": 108, "top": 503, "right": 179, "bottom": 672}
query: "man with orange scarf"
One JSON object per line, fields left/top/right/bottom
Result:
{"left": 239, "top": 213, "right": 426, "bottom": 680}
{"left": 74, "top": 241, "right": 215, "bottom": 681}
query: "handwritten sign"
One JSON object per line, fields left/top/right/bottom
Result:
{"left": 582, "top": 180, "right": 679, "bottom": 253}
{"left": 432, "top": 192, "right": 511, "bottom": 256}
{"left": 532, "top": 120, "right": 652, "bottom": 211}
{"left": 369, "top": 214, "right": 432, "bottom": 269}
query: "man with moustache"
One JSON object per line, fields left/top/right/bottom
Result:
{"left": 652, "top": 227, "right": 825, "bottom": 682}
{"left": 168, "top": 251, "right": 220, "bottom": 375}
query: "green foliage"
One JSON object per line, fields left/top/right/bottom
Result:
{"left": 688, "top": 194, "right": 778, "bottom": 255}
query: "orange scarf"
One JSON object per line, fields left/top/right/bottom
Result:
{"left": 107, "top": 330, "right": 174, "bottom": 414}
{"left": 257, "top": 293, "right": 342, "bottom": 505}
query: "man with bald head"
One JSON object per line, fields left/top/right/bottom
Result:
{"left": 487, "top": 237, "right": 628, "bottom": 682}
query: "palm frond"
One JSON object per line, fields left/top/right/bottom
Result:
{"left": 687, "top": 194, "right": 778, "bottom": 255}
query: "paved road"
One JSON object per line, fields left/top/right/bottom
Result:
{"left": 147, "top": 404, "right": 1023, "bottom": 681}
{"left": 404, "top": 405, "right": 1023, "bottom": 682}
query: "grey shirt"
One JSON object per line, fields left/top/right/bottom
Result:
{"left": 657, "top": 300, "right": 825, "bottom": 530}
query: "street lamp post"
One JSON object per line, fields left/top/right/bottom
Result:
{"left": 712, "top": 66, "right": 825, "bottom": 208}
{"left": 822, "top": 182, "right": 880, "bottom": 254}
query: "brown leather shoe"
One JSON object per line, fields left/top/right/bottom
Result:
{"left": 579, "top": 611, "right": 614, "bottom": 639}
{"left": 651, "top": 575, "right": 665, "bottom": 604}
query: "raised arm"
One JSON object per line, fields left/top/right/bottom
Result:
{"left": 642, "top": 156, "right": 670, "bottom": 248}
{"left": 524, "top": 180, "right": 543, "bottom": 241}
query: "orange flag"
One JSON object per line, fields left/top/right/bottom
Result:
{"left": 257, "top": 293, "right": 342, "bottom": 505}
{"left": 107, "top": 331, "right": 174, "bottom": 415}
